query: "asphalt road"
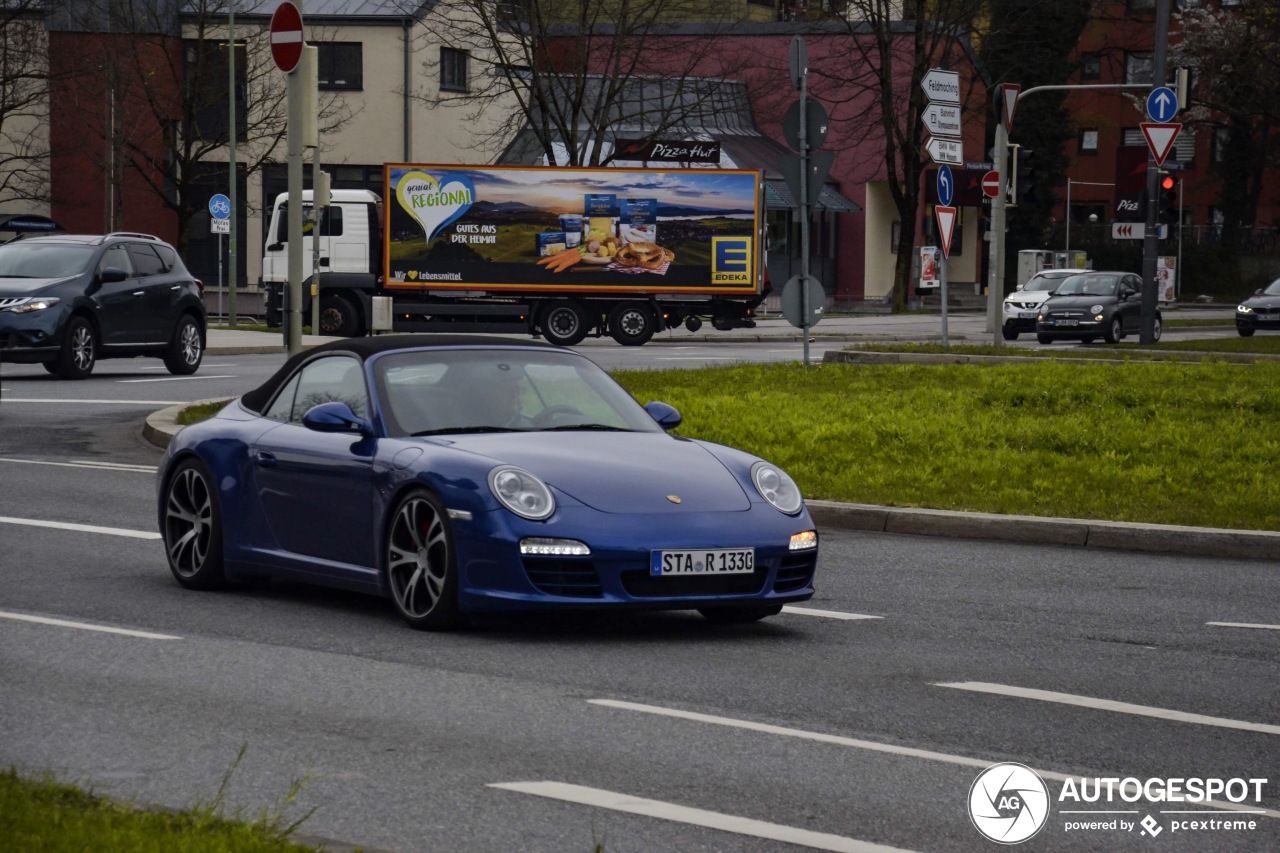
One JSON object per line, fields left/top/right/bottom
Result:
{"left": 1, "top": 343, "right": 1277, "bottom": 852}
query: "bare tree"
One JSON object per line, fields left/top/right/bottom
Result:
{"left": 60, "top": 0, "right": 356, "bottom": 251}
{"left": 813, "top": 1, "right": 987, "bottom": 309}
{"left": 405, "top": 0, "right": 762, "bottom": 166}
{"left": 0, "top": 0, "right": 52, "bottom": 207}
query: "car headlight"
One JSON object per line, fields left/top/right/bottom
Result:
{"left": 751, "top": 461, "right": 803, "bottom": 515}
{"left": 1238, "top": 304, "right": 1254, "bottom": 314}
{"left": 1090, "top": 304, "right": 1104, "bottom": 315}
{"left": 4, "top": 297, "right": 59, "bottom": 314}
{"left": 489, "top": 465, "right": 555, "bottom": 520}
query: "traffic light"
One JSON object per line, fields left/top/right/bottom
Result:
{"left": 1158, "top": 173, "right": 1179, "bottom": 226}
{"left": 1016, "top": 148, "right": 1035, "bottom": 204}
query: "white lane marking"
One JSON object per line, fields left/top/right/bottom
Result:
{"left": 654, "top": 357, "right": 737, "bottom": 361}
{"left": 0, "top": 610, "right": 179, "bottom": 640}
{"left": 782, "top": 606, "right": 883, "bottom": 621}
{"left": 935, "top": 682, "right": 1280, "bottom": 737}
{"left": 1, "top": 398, "right": 183, "bottom": 405}
{"left": 136, "top": 363, "right": 233, "bottom": 370}
{"left": 1207, "top": 622, "right": 1280, "bottom": 632}
{"left": 118, "top": 375, "right": 234, "bottom": 384}
{"left": 588, "top": 699, "right": 1280, "bottom": 820}
{"left": 489, "top": 782, "right": 915, "bottom": 853}
{"left": 0, "top": 516, "right": 160, "bottom": 540}
{"left": 0, "top": 458, "right": 155, "bottom": 473}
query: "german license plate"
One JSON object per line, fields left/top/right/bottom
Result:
{"left": 1019, "top": 311, "right": 1037, "bottom": 319}
{"left": 1054, "top": 319, "right": 1079, "bottom": 327}
{"left": 1258, "top": 315, "right": 1279, "bottom": 322}
{"left": 650, "top": 548, "right": 755, "bottom": 576}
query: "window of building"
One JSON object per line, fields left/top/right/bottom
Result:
{"left": 1079, "top": 53, "right": 1101, "bottom": 80}
{"left": 1122, "top": 128, "right": 1146, "bottom": 146}
{"left": 1125, "top": 52, "right": 1154, "bottom": 84}
{"left": 317, "top": 42, "right": 362, "bottom": 91}
{"left": 1213, "top": 127, "right": 1231, "bottom": 162}
{"left": 1079, "top": 129, "right": 1099, "bottom": 154}
{"left": 440, "top": 47, "right": 469, "bottom": 93}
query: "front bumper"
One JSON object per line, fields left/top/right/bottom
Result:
{"left": 1035, "top": 316, "right": 1106, "bottom": 340}
{"left": 0, "top": 308, "right": 67, "bottom": 362}
{"left": 1237, "top": 312, "right": 1280, "bottom": 331}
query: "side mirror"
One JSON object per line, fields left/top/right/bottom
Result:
{"left": 99, "top": 267, "right": 128, "bottom": 283}
{"left": 1256, "top": 289, "right": 1264, "bottom": 295}
{"left": 644, "top": 401, "right": 682, "bottom": 431}
{"left": 1015, "top": 283, "right": 1025, "bottom": 291}
{"left": 302, "top": 401, "right": 372, "bottom": 435}
{"left": 267, "top": 242, "right": 284, "bottom": 252}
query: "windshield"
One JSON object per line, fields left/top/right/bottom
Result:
{"left": 1264, "top": 278, "right": 1280, "bottom": 296}
{"left": 1025, "top": 273, "right": 1074, "bottom": 292}
{"left": 374, "top": 349, "right": 664, "bottom": 437}
{"left": 1055, "top": 274, "right": 1119, "bottom": 297}
{"left": 0, "top": 243, "right": 94, "bottom": 278}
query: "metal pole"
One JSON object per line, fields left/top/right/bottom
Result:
{"left": 1065, "top": 179, "right": 1071, "bottom": 254}
{"left": 988, "top": 117, "right": 1007, "bottom": 346}
{"left": 286, "top": 52, "right": 303, "bottom": 354}
{"left": 312, "top": 154, "right": 321, "bottom": 335}
{"left": 799, "top": 59, "right": 811, "bottom": 367}
{"left": 1177, "top": 178, "right": 1184, "bottom": 301}
{"left": 1140, "top": 0, "right": 1171, "bottom": 344}
{"left": 228, "top": 4, "right": 238, "bottom": 327}
{"left": 217, "top": 231, "right": 223, "bottom": 319}
{"left": 940, "top": 251, "right": 949, "bottom": 347}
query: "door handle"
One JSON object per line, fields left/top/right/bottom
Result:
{"left": 319, "top": 257, "right": 330, "bottom": 267}
{"left": 255, "top": 451, "right": 277, "bottom": 468}
{"left": 132, "top": 290, "right": 145, "bottom": 297}
{"left": 170, "top": 285, "right": 181, "bottom": 291}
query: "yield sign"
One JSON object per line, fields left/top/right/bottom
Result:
{"left": 1141, "top": 122, "right": 1182, "bottom": 166}
{"left": 1001, "top": 84, "right": 1020, "bottom": 132}
{"left": 935, "top": 205, "right": 958, "bottom": 258}
{"left": 270, "top": 1, "right": 305, "bottom": 74}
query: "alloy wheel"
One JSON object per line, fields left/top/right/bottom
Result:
{"left": 165, "top": 467, "right": 213, "bottom": 578}
{"left": 388, "top": 496, "right": 450, "bottom": 619}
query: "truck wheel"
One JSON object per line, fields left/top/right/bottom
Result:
{"left": 540, "top": 300, "right": 589, "bottom": 346}
{"left": 319, "top": 294, "right": 363, "bottom": 337}
{"left": 608, "top": 302, "right": 655, "bottom": 346}
{"left": 684, "top": 315, "right": 702, "bottom": 333}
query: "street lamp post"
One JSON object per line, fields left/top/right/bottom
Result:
{"left": 227, "top": 3, "right": 238, "bottom": 327}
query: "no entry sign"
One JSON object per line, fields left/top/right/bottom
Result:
{"left": 270, "top": 1, "right": 304, "bottom": 74}
{"left": 981, "top": 170, "right": 1001, "bottom": 199}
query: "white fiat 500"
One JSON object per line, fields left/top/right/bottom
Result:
{"left": 1002, "top": 270, "right": 1080, "bottom": 340}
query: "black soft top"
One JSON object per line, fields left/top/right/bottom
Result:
{"left": 240, "top": 334, "right": 560, "bottom": 413}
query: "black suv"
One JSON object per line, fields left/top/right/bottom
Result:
{"left": 0, "top": 233, "right": 205, "bottom": 378}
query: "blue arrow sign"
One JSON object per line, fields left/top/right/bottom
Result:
{"left": 1146, "top": 86, "right": 1177, "bottom": 123}
{"left": 936, "top": 164, "right": 954, "bottom": 207}
{"left": 209, "top": 193, "right": 231, "bottom": 220}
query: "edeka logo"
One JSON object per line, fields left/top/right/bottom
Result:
{"left": 969, "top": 763, "right": 1050, "bottom": 844}
{"left": 396, "top": 171, "right": 475, "bottom": 243}
{"left": 711, "top": 236, "right": 753, "bottom": 285}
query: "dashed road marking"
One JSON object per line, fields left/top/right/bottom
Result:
{"left": 0, "top": 516, "right": 160, "bottom": 540}
{"left": 782, "top": 606, "right": 883, "bottom": 621}
{"left": 1207, "top": 622, "right": 1280, "bottom": 632}
{"left": 0, "top": 610, "right": 179, "bottom": 640}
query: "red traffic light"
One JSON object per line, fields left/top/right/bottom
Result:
{"left": 1161, "top": 174, "right": 1177, "bottom": 191}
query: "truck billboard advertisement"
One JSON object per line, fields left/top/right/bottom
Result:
{"left": 384, "top": 164, "right": 762, "bottom": 294}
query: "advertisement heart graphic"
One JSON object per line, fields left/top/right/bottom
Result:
{"left": 395, "top": 170, "right": 476, "bottom": 243}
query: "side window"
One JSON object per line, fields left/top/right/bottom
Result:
{"left": 127, "top": 244, "right": 166, "bottom": 277}
{"left": 327, "top": 205, "right": 344, "bottom": 237}
{"left": 290, "top": 356, "right": 367, "bottom": 422}
{"left": 97, "top": 245, "right": 134, "bottom": 278}
{"left": 264, "top": 373, "right": 301, "bottom": 422}
{"left": 154, "top": 244, "right": 178, "bottom": 272}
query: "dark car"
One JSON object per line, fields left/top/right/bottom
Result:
{"left": 1235, "top": 277, "right": 1280, "bottom": 336}
{"left": 1035, "top": 271, "right": 1160, "bottom": 345}
{"left": 156, "top": 336, "right": 818, "bottom": 630}
{"left": 0, "top": 233, "right": 205, "bottom": 378}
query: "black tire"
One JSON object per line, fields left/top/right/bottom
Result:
{"left": 1104, "top": 317, "right": 1123, "bottom": 344}
{"left": 54, "top": 315, "right": 97, "bottom": 379}
{"left": 41, "top": 361, "right": 58, "bottom": 375}
{"left": 161, "top": 458, "right": 226, "bottom": 590}
{"left": 163, "top": 314, "right": 204, "bottom": 375}
{"left": 697, "top": 604, "right": 784, "bottom": 624}
{"left": 540, "top": 299, "right": 589, "bottom": 346}
{"left": 608, "top": 302, "right": 656, "bottom": 346}
{"left": 1001, "top": 326, "right": 1018, "bottom": 341}
{"left": 1238, "top": 327, "right": 1255, "bottom": 337}
{"left": 1082, "top": 337, "right": 1096, "bottom": 345}
{"left": 684, "top": 315, "right": 703, "bottom": 333}
{"left": 1152, "top": 316, "right": 1162, "bottom": 342}
{"left": 1036, "top": 333, "right": 1053, "bottom": 345}
{"left": 318, "top": 294, "right": 364, "bottom": 337}
{"left": 386, "top": 489, "right": 463, "bottom": 630}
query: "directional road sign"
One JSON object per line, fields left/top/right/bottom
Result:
{"left": 921, "top": 103, "right": 962, "bottom": 137}
{"left": 936, "top": 165, "right": 954, "bottom": 207}
{"left": 1112, "top": 222, "right": 1168, "bottom": 240}
{"left": 1146, "top": 86, "right": 1178, "bottom": 123}
{"left": 209, "top": 193, "right": 231, "bottom": 220}
{"left": 1140, "top": 122, "right": 1182, "bottom": 166}
{"left": 920, "top": 69, "right": 960, "bottom": 104}
{"left": 981, "top": 171, "right": 1001, "bottom": 199}
{"left": 935, "top": 206, "right": 958, "bottom": 258}
{"left": 270, "top": 1, "right": 305, "bottom": 74}
{"left": 926, "top": 137, "right": 963, "bottom": 165}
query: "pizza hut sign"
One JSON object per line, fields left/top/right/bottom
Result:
{"left": 614, "top": 139, "right": 722, "bottom": 164}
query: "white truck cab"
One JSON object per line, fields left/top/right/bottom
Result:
{"left": 261, "top": 189, "right": 382, "bottom": 286}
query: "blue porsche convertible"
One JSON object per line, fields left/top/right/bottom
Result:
{"left": 157, "top": 336, "right": 818, "bottom": 629}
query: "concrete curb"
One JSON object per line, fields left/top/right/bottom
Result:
{"left": 142, "top": 405, "right": 1279, "bottom": 561}
{"left": 822, "top": 349, "right": 1280, "bottom": 367}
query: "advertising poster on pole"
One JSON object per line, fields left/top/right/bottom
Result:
{"left": 918, "top": 246, "right": 939, "bottom": 289}
{"left": 1157, "top": 256, "right": 1176, "bottom": 302}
